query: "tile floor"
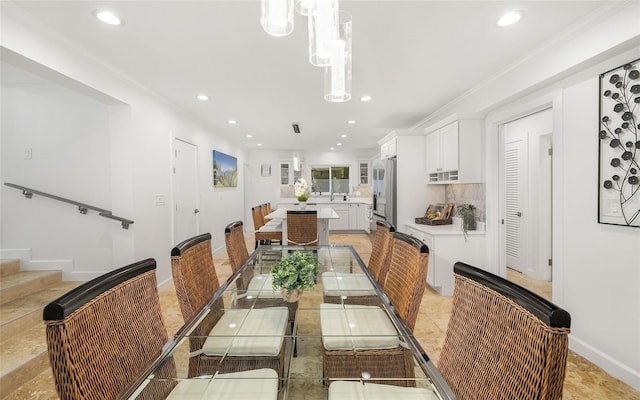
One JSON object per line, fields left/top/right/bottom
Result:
{"left": 5, "top": 232, "right": 639, "bottom": 399}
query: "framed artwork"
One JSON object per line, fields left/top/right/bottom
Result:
{"left": 212, "top": 150, "right": 238, "bottom": 188}
{"left": 261, "top": 164, "right": 271, "bottom": 177}
{"left": 598, "top": 59, "right": 640, "bottom": 227}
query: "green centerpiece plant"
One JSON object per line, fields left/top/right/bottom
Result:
{"left": 271, "top": 251, "right": 319, "bottom": 302}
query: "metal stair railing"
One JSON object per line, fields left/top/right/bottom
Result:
{"left": 4, "top": 182, "right": 134, "bottom": 229}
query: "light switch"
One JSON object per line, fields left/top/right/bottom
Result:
{"left": 154, "top": 195, "right": 166, "bottom": 206}
{"left": 24, "top": 148, "right": 32, "bottom": 160}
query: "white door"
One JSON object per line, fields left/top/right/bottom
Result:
{"left": 173, "top": 138, "right": 199, "bottom": 244}
{"left": 504, "top": 129, "right": 528, "bottom": 273}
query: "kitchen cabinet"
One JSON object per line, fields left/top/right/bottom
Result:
{"left": 425, "top": 119, "right": 484, "bottom": 184}
{"left": 279, "top": 161, "right": 303, "bottom": 186}
{"left": 426, "top": 122, "right": 458, "bottom": 175}
{"left": 405, "top": 222, "right": 485, "bottom": 296}
{"left": 358, "top": 161, "right": 370, "bottom": 185}
{"left": 329, "top": 204, "right": 350, "bottom": 230}
{"left": 380, "top": 137, "right": 397, "bottom": 159}
{"left": 348, "top": 203, "right": 372, "bottom": 232}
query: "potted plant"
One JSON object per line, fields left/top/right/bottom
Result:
{"left": 271, "top": 251, "right": 319, "bottom": 302}
{"left": 457, "top": 204, "right": 477, "bottom": 240}
{"left": 294, "top": 178, "right": 310, "bottom": 209}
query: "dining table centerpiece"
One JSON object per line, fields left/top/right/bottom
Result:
{"left": 294, "top": 178, "right": 310, "bottom": 209}
{"left": 271, "top": 250, "right": 319, "bottom": 302}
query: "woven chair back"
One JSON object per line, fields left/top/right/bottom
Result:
{"left": 383, "top": 232, "right": 429, "bottom": 331}
{"left": 43, "top": 259, "right": 174, "bottom": 400}
{"left": 171, "top": 233, "right": 220, "bottom": 322}
{"left": 251, "top": 206, "right": 265, "bottom": 231}
{"left": 287, "top": 210, "right": 318, "bottom": 245}
{"left": 439, "top": 262, "right": 571, "bottom": 400}
{"left": 261, "top": 203, "right": 272, "bottom": 221}
{"left": 225, "top": 221, "right": 250, "bottom": 273}
{"left": 367, "top": 220, "right": 395, "bottom": 289}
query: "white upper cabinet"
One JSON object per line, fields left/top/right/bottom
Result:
{"left": 425, "top": 119, "right": 484, "bottom": 184}
{"left": 380, "top": 137, "right": 397, "bottom": 159}
{"left": 358, "top": 161, "right": 370, "bottom": 185}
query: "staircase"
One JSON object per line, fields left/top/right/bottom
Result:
{"left": 0, "top": 259, "right": 82, "bottom": 398}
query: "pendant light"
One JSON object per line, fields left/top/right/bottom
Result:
{"left": 308, "top": 0, "right": 339, "bottom": 67}
{"left": 324, "top": 11, "right": 352, "bottom": 102}
{"left": 261, "top": 0, "right": 294, "bottom": 37}
{"left": 295, "top": 0, "right": 315, "bottom": 16}
{"left": 293, "top": 152, "right": 301, "bottom": 171}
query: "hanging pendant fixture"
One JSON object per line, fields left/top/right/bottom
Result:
{"left": 308, "top": 0, "right": 339, "bottom": 67}
{"left": 295, "top": 0, "right": 315, "bottom": 16}
{"left": 261, "top": 0, "right": 294, "bottom": 37}
{"left": 260, "top": 0, "right": 352, "bottom": 102}
{"left": 324, "top": 11, "right": 352, "bottom": 102}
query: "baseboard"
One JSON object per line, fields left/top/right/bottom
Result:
{"left": 570, "top": 335, "right": 640, "bottom": 391}
{"left": 0, "top": 248, "right": 32, "bottom": 261}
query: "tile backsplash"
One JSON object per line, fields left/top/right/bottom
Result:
{"left": 445, "top": 183, "right": 486, "bottom": 222}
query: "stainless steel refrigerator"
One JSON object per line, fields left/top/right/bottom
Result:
{"left": 383, "top": 157, "right": 397, "bottom": 228}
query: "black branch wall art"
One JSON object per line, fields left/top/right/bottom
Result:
{"left": 598, "top": 58, "right": 640, "bottom": 228}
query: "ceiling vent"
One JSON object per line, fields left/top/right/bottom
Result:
{"left": 292, "top": 122, "right": 301, "bottom": 134}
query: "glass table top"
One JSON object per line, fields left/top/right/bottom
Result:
{"left": 125, "top": 245, "right": 454, "bottom": 400}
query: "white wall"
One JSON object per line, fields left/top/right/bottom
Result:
{"left": 1, "top": 6, "right": 246, "bottom": 284}
{"left": 1, "top": 79, "right": 115, "bottom": 278}
{"left": 561, "top": 76, "right": 640, "bottom": 389}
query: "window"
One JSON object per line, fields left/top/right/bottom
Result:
{"left": 311, "top": 166, "right": 350, "bottom": 194}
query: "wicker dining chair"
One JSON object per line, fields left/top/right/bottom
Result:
{"left": 43, "top": 258, "right": 177, "bottom": 400}
{"left": 224, "top": 221, "right": 294, "bottom": 318}
{"left": 252, "top": 205, "right": 282, "bottom": 248}
{"left": 438, "top": 262, "right": 571, "bottom": 400}
{"left": 286, "top": 210, "right": 318, "bottom": 246}
{"left": 321, "top": 220, "right": 396, "bottom": 306}
{"left": 320, "top": 232, "right": 429, "bottom": 387}
{"left": 171, "top": 233, "right": 288, "bottom": 379}
{"left": 225, "top": 221, "right": 298, "bottom": 347}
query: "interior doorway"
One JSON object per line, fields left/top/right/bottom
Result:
{"left": 500, "top": 109, "right": 553, "bottom": 299}
{"left": 172, "top": 138, "right": 199, "bottom": 244}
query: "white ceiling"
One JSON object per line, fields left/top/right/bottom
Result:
{"left": 2, "top": 1, "right": 612, "bottom": 151}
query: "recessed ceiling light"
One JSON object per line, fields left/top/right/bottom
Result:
{"left": 360, "top": 95, "right": 372, "bottom": 102}
{"left": 196, "top": 94, "right": 209, "bottom": 101}
{"left": 246, "top": 134, "right": 253, "bottom": 138}
{"left": 341, "top": 134, "right": 347, "bottom": 138}
{"left": 257, "top": 143, "right": 263, "bottom": 147}
{"left": 347, "top": 120, "right": 356, "bottom": 124}
{"left": 94, "top": 10, "right": 123, "bottom": 26}
{"left": 227, "top": 120, "right": 237, "bottom": 124}
{"left": 497, "top": 11, "right": 521, "bottom": 27}
{"left": 337, "top": 143, "right": 342, "bottom": 146}
{"left": 330, "top": 147, "right": 335, "bottom": 151}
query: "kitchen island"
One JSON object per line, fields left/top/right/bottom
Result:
{"left": 276, "top": 198, "right": 372, "bottom": 233}
{"left": 265, "top": 206, "right": 339, "bottom": 245}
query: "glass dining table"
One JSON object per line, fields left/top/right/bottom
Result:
{"left": 123, "top": 245, "right": 455, "bottom": 400}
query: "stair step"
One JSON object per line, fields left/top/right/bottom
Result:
{"left": 0, "top": 324, "right": 50, "bottom": 398}
{"left": 0, "top": 259, "right": 21, "bottom": 278}
{"left": 0, "top": 279, "right": 82, "bottom": 399}
{"left": 0, "top": 281, "right": 82, "bottom": 339}
{"left": 0, "top": 270, "right": 62, "bottom": 306}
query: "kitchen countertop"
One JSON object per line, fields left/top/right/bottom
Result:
{"left": 278, "top": 197, "right": 373, "bottom": 205}
{"left": 405, "top": 219, "right": 486, "bottom": 236}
